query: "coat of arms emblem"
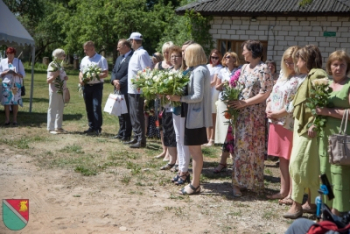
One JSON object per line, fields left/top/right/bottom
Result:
{"left": 2, "top": 199, "right": 29, "bottom": 230}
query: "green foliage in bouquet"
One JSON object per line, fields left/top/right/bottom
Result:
{"left": 82, "top": 64, "right": 102, "bottom": 84}
{"left": 132, "top": 68, "right": 190, "bottom": 107}
{"left": 306, "top": 78, "right": 333, "bottom": 131}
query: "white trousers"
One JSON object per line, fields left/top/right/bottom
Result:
{"left": 172, "top": 113, "right": 190, "bottom": 172}
{"left": 47, "top": 91, "right": 64, "bottom": 131}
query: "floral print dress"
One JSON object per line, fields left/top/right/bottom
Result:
{"left": 267, "top": 74, "right": 306, "bottom": 131}
{"left": 232, "top": 62, "right": 273, "bottom": 193}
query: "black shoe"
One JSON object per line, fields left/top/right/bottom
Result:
{"left": 129, "top": 142, "right": 146, "bottom": 148}
{"left": 120, "top": 137, "right": 131, "bottom": 142}
{"left": 83, "top": 128, "right": 94, "bottom": 134}
{"left": 124, "top": 138, "right": 137, "bottom": 145}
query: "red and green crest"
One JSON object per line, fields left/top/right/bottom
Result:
{"left": 2, "top": 199, "right": 29, "bottom": 231}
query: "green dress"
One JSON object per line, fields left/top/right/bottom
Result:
{"left": 319, "top": 79, "right": 350, "bottom": 212}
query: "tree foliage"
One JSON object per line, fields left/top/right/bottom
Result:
{"left": 4, "top": 0, "right": 214, "bottom": 62}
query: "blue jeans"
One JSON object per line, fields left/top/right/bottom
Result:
{"left": 83, "top": 83, "right": 103, "bottom": 130}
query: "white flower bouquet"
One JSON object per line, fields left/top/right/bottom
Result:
{"left": 131, "top": 68, "right": 190, "bottom": 106}
{"left": 82, "top": 64, "right": 102, "bottom": 84}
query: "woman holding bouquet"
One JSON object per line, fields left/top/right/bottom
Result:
{"left": 213, "top": 52, "right": 240, "bottom": 173}
{"left": 0, "top": 47, "right": 25, "bottom": 126}
{"left": 284, "top": 45, "right": 327, "bottom": 219}
{"left": 230, "top": 40, "right": 273, "bottom": 196}
{"left": 168, "top": 46, "right": 190, "bottom": 184}
{"left": 153, "top": 41, "right": 174, "bottom": 160}
{"left": 315, "top": 50, "right": 350, "bottom": 215}
{"left": 265, "top": 46, "right": 305, "bottom": 204}
{"left": 46, "top": 49, "right": 68, "bottom": 134}
{"left": 204, "top": 49, "right": 223, "bottom": 147}
{"left": 168, "top": 43, "right": 212, "bottom": 195}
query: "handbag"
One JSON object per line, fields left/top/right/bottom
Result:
{"left": 63, "top": 86, "right": 70, "bottom": 103}
{"left": 103, "top": 92, "right": 128, "bottom": 117}
{"left": 328, "top": 109, "right": 350, "bottom": 165}
{"left": 17, "top": 59, "right": 25, "bottom": 96}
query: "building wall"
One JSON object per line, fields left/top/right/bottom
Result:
{"left": 209, "top": 16, "right": 350, "bottom": 69}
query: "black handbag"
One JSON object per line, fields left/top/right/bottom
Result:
{"left": 17, "top": 59, "right": 25, "bottom": 96}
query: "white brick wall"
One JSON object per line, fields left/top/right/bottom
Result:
{"left": 210, "top": 16, "right": 350, "bottom": 69}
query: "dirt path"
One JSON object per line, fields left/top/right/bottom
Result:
{"left": 0, "top": 143, "right": 290, "bottom": 234}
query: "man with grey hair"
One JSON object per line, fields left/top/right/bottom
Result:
{"left": 111, "top": 39, "right": 133, "bottom": 142}
{"left": 79, "top": 41, "right": 108, "bottom": 135}
{"left": 124, "top": 32, "right": 152, "bottom": 148}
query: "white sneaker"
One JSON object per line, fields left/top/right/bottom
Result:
{"left": 49, "top": 130, "right": 58, "bottom": 134}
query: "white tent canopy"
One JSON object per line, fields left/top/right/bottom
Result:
{"left": 0, "top": 0, "right": 35, "bottom": 112}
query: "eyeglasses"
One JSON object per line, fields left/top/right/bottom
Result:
{"left": 171, "top": 55, "right": 182, "bottom": 59}
{"left": 211, "top": 56, "right": 219, "bottom": 60}
{"left": 225, "top": 56, "right": 231, "bottom": 59}
{"left": 284, "top": 61, "right": 294, "bottom": 66}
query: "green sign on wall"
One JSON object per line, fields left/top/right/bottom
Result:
{"left": 323, "top": 31, "right": 336, "bottom": 37}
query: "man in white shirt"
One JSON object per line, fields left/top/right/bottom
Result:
{"left": 124, "top": 32, "right": 152, "bottom": 148}
{"left": 79, "top": 41, "right": 108, "bottom": 135}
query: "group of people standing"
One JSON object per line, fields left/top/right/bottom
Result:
{"left": 3, "top": 31, "right": 349, "bottom": 213}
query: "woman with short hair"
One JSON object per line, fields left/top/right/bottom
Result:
{"left": 284, "top": 45, "right": 327, "bottom": 219}
{"left": 168, "top": 43, "right": 212, "bottom": 195}
{"left": 46, "top": 48, "right": 68, "bottom": 134}
{"left": 0, "top": 47, "right": 25, "bottom": 126}
{"left": 316, "top": 50, "right": 350, "bottom": 216}
{"left": 230, "top": 40, "right": 273, "bottom": 196}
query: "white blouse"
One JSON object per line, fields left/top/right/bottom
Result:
{"left": 0, "top": 58, "right": 25, "bottom": 83}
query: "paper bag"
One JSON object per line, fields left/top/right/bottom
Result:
{"left": 103, "top": 93, "right": 128, "bottom": 116}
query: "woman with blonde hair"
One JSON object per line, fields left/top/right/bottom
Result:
{"left": 266, "top": 46, "right": 305, "bottom": 204}
{"left": 168, "top": 43, "right": 212, "bottom": 195}
{"left": 284, "top": 45, "right": 327, "bottom": 219}
{"left": 316, "top": 50, "right": 350, "bottom": 215}
{"left": 155, "top": 41, "right": 173, "bottom": 70}
{"left": 213, "top": 51, "right": 240, "bottom": 173}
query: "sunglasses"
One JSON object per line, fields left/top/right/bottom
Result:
{"left": 211, "top": 56, "right": 219, "bottom": 60}
{"left": 225, "top": 56, "right": 231, "bottom": 59}
{"left": 171, "top": 55, "right": 182, "bottom": 59}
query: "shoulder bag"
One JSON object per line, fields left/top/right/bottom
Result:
{"left": 17, "top": 59, "right": 25, "bottom": 96}
{"left": 328, "top": 109, "right": 350, "bottom": 165}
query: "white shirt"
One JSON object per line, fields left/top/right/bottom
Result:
{"left": 128, "top": 46, "right": 152, "bottom": 94}
{"left": 217, "top": 66, "right": 239, "bottom": 99}
{"left": 80, "top": 53, "right": 108, "bottom": 84}
{"left": 206, "top": 64, "right": 222, "bottom": 82}
{"left": 0, "top": 58, "right": 25, "bottom": 84}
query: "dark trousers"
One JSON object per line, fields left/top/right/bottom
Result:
{"left": 128, "top": 93, "right": 145, "bottom": 143}
{"left": 117, "top": 94, "right": 132, "bottom": 138}
{"left": 83, "top": 83, "right": 103, "bottom": 131}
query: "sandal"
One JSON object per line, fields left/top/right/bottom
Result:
{"left": 266, "top": 193, "right": 286, "bottom": 200}
{"left": 232, "top": 186, "right": 242, "bottom": 197}
{"left": 174, "top": 172, "right": 190, "bottom": 185}
{"left": 179, "top": 184, "right": 201, "bottom": 195}
{"left": 279, "top": 197, "right": 293, "bottom": 206}
{"left": 171, "top": 173, "right": 180, "bottom": 183}
{"left": 213, "top": 163, "right": 227, "bottom": 174}
{"left": 170, "top": 164, "right": 179, "bottom": 172}
{"left": 203, "top": 139, "right": 214, "bottom": 147}
{"left": 160, "top": 163, "right": 175, "bottom": 170}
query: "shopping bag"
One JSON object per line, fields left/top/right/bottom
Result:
{"left": 103, "top": 93, "right": 128, "bottom": 116}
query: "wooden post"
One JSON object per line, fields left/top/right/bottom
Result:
{"left": 42, "top": 57, "right": 49, "bottom": 65}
